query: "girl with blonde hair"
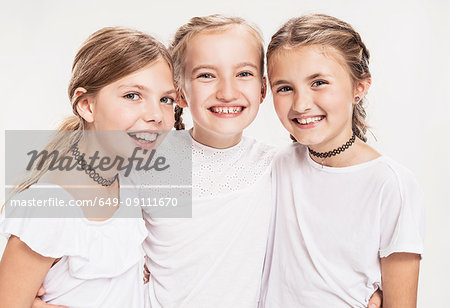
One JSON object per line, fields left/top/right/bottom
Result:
{"left": 0, "top": 26, "right": 176, "bottom": 307}
{"left": 137, "top": 14, "right": 275, "bottom": 307}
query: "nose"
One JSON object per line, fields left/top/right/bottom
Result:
{"left": 142, "top": 100, "right": 163, "bottom": 124}
{"left": 216, "top": 77, "right": 238, "bottom": 102}
{"left": 292, "top": 91, "right": 312, "bottom": 114}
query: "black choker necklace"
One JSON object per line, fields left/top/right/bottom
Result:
{"left": 71, "top": 144, "right": 118, "bottom": 187}
{"left": 308, "top": 133, "right": 356, "bottom": 161}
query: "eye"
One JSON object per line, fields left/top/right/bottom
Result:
{"left": 312, "top": 80, "right": 327, "bottom": 87}
{"left": 124, "top": 93, "right": 140, "bottom": 100}
{"left": 276, "top": 86, "right": 293, "bottom": 93}
{"left": 160, "top": 97, "right": 175, "bottom": 105}
{"left": 197, "top": 73, "right": 214, "bottom": 79}
{"left": 237, "top": 71, "right": 254, "bottom": 77}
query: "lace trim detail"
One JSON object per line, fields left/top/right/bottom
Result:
{"left": 191, "top": 136, "right": 275, "bottom": 199}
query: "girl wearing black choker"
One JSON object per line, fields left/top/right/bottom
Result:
{"left": 260, "top": 14, "right": 425, "bottom": 308}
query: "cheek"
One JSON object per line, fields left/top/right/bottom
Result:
{"left": 244, "top": 81, "right": 262, "bottom": 101}
{"left": 94, "top": 97, "right": 125, "bottom": 120}
{"left": 273, "top": 97, "right": 291, "bottom": 120}
{"left": 95, "top": 106, "right": 121, "bottom": 128}
{"left": 106, "top": 107, "right": 140, "bottom": 129}
{"left": 189, "top": 82, "right": 211, "bottom": 100}
{"left": 320, "top": 90, "right": 350, "bottom": 114}
{"left": 188, "top": 102, "right": 202, "bottom": 116}
{"left": 185, "top": 102, "right": 206, "bottom": 126}
{"left": 163, "top": 108, "right": 175, "bottom": 129}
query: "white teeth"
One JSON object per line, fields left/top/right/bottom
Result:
{"left": 297, "top": 116, "right": 323, "bottom": 125}
{"left": 211, "top": 106, "right": 243, "bottom": 114}
{"left": 133, "top": 133, "right": 157, "bottom": 142}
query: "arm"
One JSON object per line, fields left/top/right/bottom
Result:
{"left": 368, "top": 289, "right": 383, "bottom": 308}
{"left": 381, "top": 252, "right": 421, "bottom": 308}
{"left": 31, "top": 286, "right": 67, "bottom": 308}
{"left": 0, "top": 235, "right": 55, "bottom": 308}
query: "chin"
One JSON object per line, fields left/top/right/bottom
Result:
{"left": 290, "top": 133, "right": 318, "bottom": 146}
{"left": 213, "top": 124, "right": 245, "bottom": 135}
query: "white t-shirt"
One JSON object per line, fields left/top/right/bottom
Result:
{"left": 0, "top": 184, "right": 148, "bottom": 308}
{"left": 260, "top": 144, "right": 425, "bottom": 308}
{"left": 128, "top": 133, "right": 276, "bottom": 308}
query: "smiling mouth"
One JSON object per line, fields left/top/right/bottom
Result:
{"left": 127, "top": 132, "right": 158, "bottom": 143}
{"left": 209, "top": 106, "right": 245, "bottom": 114}
{"left": 293, "top": 116, "right": 325, "bottom": 125}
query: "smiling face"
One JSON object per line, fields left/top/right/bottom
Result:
{"left": 180, "top": 25, "right": 266, "bottom": 148}
{"left": 80, "top": 59, "right": 176, "bottom": 156}
{"left": 269, "top": 44, "right": 363, "bottom": 152}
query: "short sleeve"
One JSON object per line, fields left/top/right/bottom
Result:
{"left": 1, "top": 185, "right": 148, "bottom": 279}
{"left": 378, "top": 162, "right": 425, "bottom": 258}
{"left": 1, "top": 216, "right": 88, "bottom": 259}
{"left": 0, "top": 188, "right": 88, "bottom": 259}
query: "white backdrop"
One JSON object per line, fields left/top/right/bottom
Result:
{"left": 1, "top": 0, "right": 449, "bottom": 306}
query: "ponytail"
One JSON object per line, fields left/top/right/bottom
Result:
{"left": 9, "top": 116, "right": 84, "bottom": 196}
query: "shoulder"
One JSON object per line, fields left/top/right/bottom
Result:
{"left": 241, "top": 136, "right": 278, "bottom": 166}
{"left": 376, "top": 158, "right": 425, "bottom": 257}
{"left": 5, "top": 183, "right": 77, "bottom": 213}
{"left": 163, "top": 130, "right": 192, "bottom": 149}
{"left": 242, "top": 136, "right": 277, "bottom": 155}
{"left": 1, "top": 185, "right": 83, "bottom": 258}
{"left": 272, "top": 142, "right": 307, "bottom": 168}
{"left": 371, "top": 157, "right": 421, "bottom": 191}
{"left": 365, "top": 158, "right": 424, "bottom": 213}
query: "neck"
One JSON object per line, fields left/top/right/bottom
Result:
{"left": 309, "top": 146, "right": 354, "bottom": 168}
{"left": 191, "top": 127, "right": 242, "bottom": 149}
{"left": 310, "top": 139, "right": 382, "bottom": 168}
{"left": 76, "top": 137, "right": 119, "bottom": 182}
{"left": 308, "top": 131, "right": 356, "bottom": 167}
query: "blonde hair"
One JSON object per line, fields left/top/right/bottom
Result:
{"left": 267, "top": 14, "right": 371, "bottom": 142}
{"left": 169, "top": 14, "right": 265, "bottom": 130}
{"left": 9, "top": 27, "right": 173, "bottom": 198}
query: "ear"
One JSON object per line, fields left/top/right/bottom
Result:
{"left": 260, "top": 76, "right": 267, "bottom": 104}
{"left": 176, "top": 89, "right": 188, "bottom": 108}
{"left": 74, "top": 87, "right": 95, "bottom": 123}
{"left": 353, "top": 78, "right": 372, "bottom": 105}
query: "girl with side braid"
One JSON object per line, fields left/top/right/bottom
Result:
{"left": 260, "top": 14, "right": 425, "bottom": 307}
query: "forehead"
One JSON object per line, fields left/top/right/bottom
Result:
{"left": 269, "top": 44, "right": 349, "bottom": 76}
{"left": 185, "top": 25, "right": 262, "bottom": 69}
{"left": 102, "top": 59, "right": 174, "bottom": 91}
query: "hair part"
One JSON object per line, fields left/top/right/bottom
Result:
{"left": 169, "top": 14, "right": 265, "bottom": 130}
{"left": 267, "top": 14, "right": 371, "bottom": 142}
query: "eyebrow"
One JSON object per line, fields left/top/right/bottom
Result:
{"left": 118, "top": 84, "right": 176, "bottom": 96}
{"left": 305, "top": 73, "right": 331, "bottom": 80}
{"left": 234, "top": 62, "right": 258, "bottom": 71}
{"left": 162, "top": 89, "right": 176, "bottom": 96}
{"left": 271, "top": 79, "right": 291, "bottom": 87}
{"left": 191, "top": 65, "right": 217, "bottom": 76}
{"left": 118, "top": 84, "right": 148, "bottom": 91}
{"left": 191, "top": 62, "right": 259, "bottom": 76}
{"left": 271, "top": 73, "right": 332, "bottom": 87}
